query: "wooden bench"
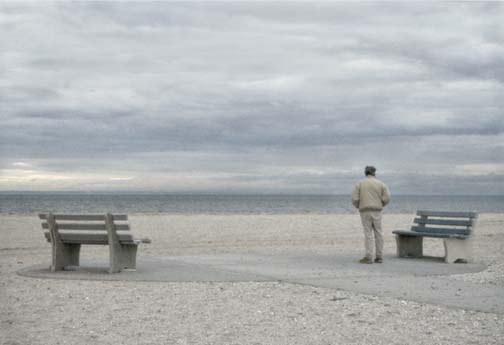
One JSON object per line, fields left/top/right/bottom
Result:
{"left": 392, "top": 210, "right": 478, "bottom": 263}
{"left": 39, "top": 213, "right": 150, "bottom": 273}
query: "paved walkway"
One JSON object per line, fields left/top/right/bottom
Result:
{"left": 18, "top": 248, "right": 503, "bottom": 314}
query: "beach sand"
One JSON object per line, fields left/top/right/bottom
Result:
{"left": 1, "top": 213, "right": 503, "bottom": 344}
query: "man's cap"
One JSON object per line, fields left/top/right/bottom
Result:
{"left": 365, "top": 166, "right": 376, "bottom": 176}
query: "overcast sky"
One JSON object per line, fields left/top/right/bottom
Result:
{"left": 1, "top": 2, "right": 503, "bottom": 194}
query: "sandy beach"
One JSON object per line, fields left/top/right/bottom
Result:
{"left": 1, "top": 213, "right": 503, "bottom": 345}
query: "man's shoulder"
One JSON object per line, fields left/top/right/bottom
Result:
{"left": 355, "top": 178, "right": 367, "bottom": 188}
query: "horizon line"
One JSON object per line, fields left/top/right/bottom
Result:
{"left": 1, "top": 190, "right": 503, "bottom": 197}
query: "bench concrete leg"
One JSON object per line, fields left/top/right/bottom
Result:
{"left": 396, "top": 235, "right": 423, "bottom": 258}
{"left": 51, "top": 243, "right": 80, "bottom": 272}
{"left": 444, "top": 238, "right": 473, "bottom": 263}
{"left": 109, "top": 244, "right": 138, "bottom": 273}
{"left": 120, "top": 244, "right": 138, "bottom": 270}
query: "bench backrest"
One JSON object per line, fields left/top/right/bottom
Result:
{"left": 39, "top": 213, "right": 133, "bottom": 244}
{"left": 411, "top": 210, "right": 478, "bottom": 237}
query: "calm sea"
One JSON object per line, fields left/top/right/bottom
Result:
{"left": 0, "top": 193, "right": 502, "bottom": 215}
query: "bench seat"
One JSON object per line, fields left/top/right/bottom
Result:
{"left": 43, "top": 231, "right": 138, "bottom": 245}
{"left": 392, "top": 230, "right": 468, "bottom": 239}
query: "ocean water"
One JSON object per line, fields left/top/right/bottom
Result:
{"left": 0, "top": 193, "right": 502, "bottom": 215}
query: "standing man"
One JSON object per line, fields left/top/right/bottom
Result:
{"left": 352, "top": 166, "right": 391, "bottom": 264}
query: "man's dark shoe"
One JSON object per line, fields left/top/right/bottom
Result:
{"left": 359, "top": 257, "right": 373, "bottom": 264}
{"left": 374, "top": 257, "right": 383, "bottom": 263}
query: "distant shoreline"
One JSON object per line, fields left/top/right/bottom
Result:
{"left": 1, "top": 191, "right": 503, "bottom": 197}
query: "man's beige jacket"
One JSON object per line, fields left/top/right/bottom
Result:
{"left": 352, "top": 176, "right": 391, "bottom": 212}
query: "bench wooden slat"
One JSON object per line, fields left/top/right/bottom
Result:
{"left": 44, "top": 231, "right": 135, "bottom": 244}
{"left": 416, "top": 210, "right": 477, "bottom": 218}
{"left": 393, "top": 230, "right": 467, "bottom": 239}
{"left": 39, "top": 214, "right": 128, "bottom": 221}
{"left": 410, "top": 226, "right": 470, "bottom": 235}
{"left": 413, "top": 218, "right": 472, "bottom": 227}
{"left": 41, "top": 222, "right": 130, "bottom": 231}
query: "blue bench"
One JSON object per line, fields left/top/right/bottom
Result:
{"left": 392, "top": 210, "right": 478, "bottom": 263}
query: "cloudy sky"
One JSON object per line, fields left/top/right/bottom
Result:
{"left": 1, "top": 2, "right": 503, "bottom": 194}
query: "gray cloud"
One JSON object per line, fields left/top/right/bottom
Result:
{"left": 1, "top": 2, "right": 503, "bottom": 193}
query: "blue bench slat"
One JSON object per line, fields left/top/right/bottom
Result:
{"left": 416, "top": 210, "right": 478, "bottom": 218}
{"left": 410, "top": 226, "right": 470, "bottom": 236}
{"left": 413, "top": 218, "right": 472, "bottom": 227}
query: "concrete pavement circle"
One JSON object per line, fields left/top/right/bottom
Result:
{"left": 18, "top": 250, "right": 503, "bottom": 314}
